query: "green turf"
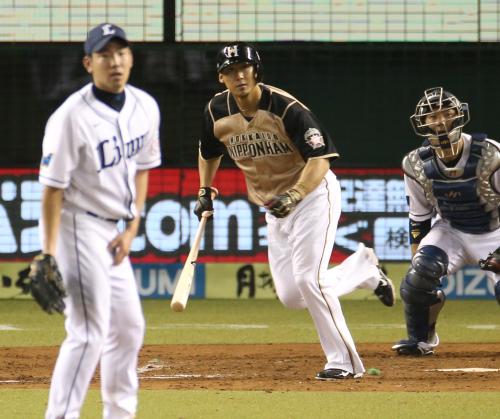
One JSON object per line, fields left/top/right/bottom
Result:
{"left": 2, "top": 389, "right": 499, "bottom": 419}
{"left": 2, "top": 297, "right": 500, "bottom": 418}
{"left": 1, "top": 298, "right": 499, "bottom": 346}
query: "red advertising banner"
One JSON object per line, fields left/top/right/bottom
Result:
{"left": 0, "top": 167, "right": 409, "bottom": 263}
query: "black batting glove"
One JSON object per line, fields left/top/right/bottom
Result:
{"left": 194, "top": 187, "right": 214, "bottom": 221}
{"left": 265, "top": 188, "right": 303, "bottom": 218}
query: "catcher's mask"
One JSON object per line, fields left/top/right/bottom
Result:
{"left": 410, "top": 87, "right": 470, "bottom": 159}
{"left": 216, "top": 42, "right": 263, "bottom": 81}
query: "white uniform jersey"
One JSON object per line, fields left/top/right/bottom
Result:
{"left": 39, "top": 83, "right": 161, "bottom": 220}
{"left": 404, "top": 134, "right": 500, "bottom": 223}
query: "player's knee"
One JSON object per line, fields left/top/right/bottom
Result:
{"left": 89, "top": 325, "right": 108, "bottom": 345}
{"left": 295, "top": 274, "right": 316, "bottom": 293}
{"left": 412, "top": 245, "right": 448, "bottom": 279}
{"left": 276, "top": 288, "right": 306, "bottom": 309}
{"left": 117, "top": 314, "right": 145, "bottom": 349}
{"left": 68, "top": 328, "right": 107, "bottom": 357}
{"left": 127, "top": 316, "right": 145, "bottom": 344}
{"left": 400, "top": 245, "right": 448, "bottom": 306}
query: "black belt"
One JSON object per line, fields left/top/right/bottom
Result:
{"left": 86, "top": 211, "right": 120, "bottom": 224}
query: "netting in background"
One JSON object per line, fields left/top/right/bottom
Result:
{"left": 2, "top": 1, "right": 500, "bottom": 267}
{"left": 1, "top": 1, "right": 500, "bottom": 169}
{"left": 2, "top": 42, "right": 500, "bottom": 169}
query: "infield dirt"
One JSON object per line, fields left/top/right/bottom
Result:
{"left": 1, "top": 343, "right": 499, "bottom": 392}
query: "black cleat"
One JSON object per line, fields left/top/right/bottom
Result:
{"left": 373, "top": 265, "right": 396, "bottom": 307}
{"left": 392, "top": 333, "right": 439, "bottom": 356}
{"left": 315, "top": 368, "right": 355, "bottom": 380}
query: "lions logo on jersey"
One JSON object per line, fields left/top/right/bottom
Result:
{"left": 304, "top": 128, "right": 325, "bottom": 149}
{"left": 41, "top": 153, "right": 53, "bottom": 166}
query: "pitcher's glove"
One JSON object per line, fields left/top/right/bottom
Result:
{"left": 194, "top": 187, "right": 218, "bottom": 221}
{"left": 29, "top": 253, "right": 66, "bottom": 314}
{"left": 479, "top": 246, "right": 500, "bottom": 273}
{"left": 265, "top": 188, "right": 303, "bottom": 218}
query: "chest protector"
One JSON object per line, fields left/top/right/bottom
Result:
{"left": 406, "top": 134, "right": 500, "bottom": 233}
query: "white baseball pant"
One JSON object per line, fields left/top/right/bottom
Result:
{"left": 44, "top": 209, "right": 144, "bottom": 419}
{"left": 420, "top": 218, "right": 500, "bottom": 286}
{"left": 266, "top": 170, "right": 365, "bottom": 375}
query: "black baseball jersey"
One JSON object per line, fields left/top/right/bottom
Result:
{"left": 199, "top": 84, "right": 339, "bottom": 205}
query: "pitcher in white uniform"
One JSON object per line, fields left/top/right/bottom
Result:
{"left": 195, "top": 42, "right": 394, "bottom": 380}
{"left": 38, "top": 23, "right": 161, "bottom": 418}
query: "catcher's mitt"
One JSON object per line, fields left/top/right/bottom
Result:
{"left": 29, "top": 253, "right": 66, "bottom": 314}
{"left": 478, "top": 246, "right": 500, "bottom": 274}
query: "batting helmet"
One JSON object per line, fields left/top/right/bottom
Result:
{"left": 216, "top": 42, "right": 263, "bottom": 81}
{"left": 410, "top": 87, "right": 470, "bottom": 158}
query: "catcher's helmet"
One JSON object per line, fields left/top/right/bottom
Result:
{"left": 216, "top": 42, "right": 263, "bottom": 81}
{"left": 410, "top": 87, "right": 470, "bottom": 159}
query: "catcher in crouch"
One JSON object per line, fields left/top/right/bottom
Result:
{"left": 393, "top": 87, "right": 500, "bottom": 357}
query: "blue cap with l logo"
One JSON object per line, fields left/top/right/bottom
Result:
{"left": 84, "top": 23, "right": 128, "bottom": 55}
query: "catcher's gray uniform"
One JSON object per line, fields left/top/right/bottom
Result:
{"left": 404, "top": 133, "right": 500, "bottom": 284}
{"left": 394, "top": 87, "right": 500, "bottom": 356}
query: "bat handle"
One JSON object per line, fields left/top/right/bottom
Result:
{"left": 201, "top": 210, "right": 214, "bottom": 218}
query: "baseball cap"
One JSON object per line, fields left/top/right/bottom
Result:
{"left": 84, "top": 23, "right": 129, "bottom": 55}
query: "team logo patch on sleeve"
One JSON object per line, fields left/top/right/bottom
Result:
{"left": 41, "top": 153, "right": 53, "bottom": 166}
{"left": 304, "top": 128, "right": 325, "bottom": 149}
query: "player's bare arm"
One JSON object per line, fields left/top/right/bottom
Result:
{"left": 265, "top": 157, "right": 331, "bottom": 218}
{"left": 194, "top": 153, "right": 222, "bottom": 220}
{"left": 41, "top": 186, "right": 64, "bottom": 255}
{"left": 198, "top": 151, "right": 222, "bottom": 188}
{"left": 108, "top": 169, "right": 149, "bottom": 265}
{"left": 292, "top": 157, "right": 331, "bottom": 198}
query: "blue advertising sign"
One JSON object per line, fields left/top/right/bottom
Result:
{"left": 441, "top": 266, "right": 496, "bottom": 300}
{"left": 134, "top": 263, "right": 206, "bottom": 299}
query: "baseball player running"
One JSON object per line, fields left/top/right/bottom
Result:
{"left": 194, "top": 42, "right": 394, "bottom": 380}
{"left": 37, "top": 23, "right": 161, "bottom": 418}
{"left": 393, "top": 87, "right": 500, "bottom": 356}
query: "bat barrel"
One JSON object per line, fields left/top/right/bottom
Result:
{"left": 170, "top": 215, "right": 209, "bottom": 312}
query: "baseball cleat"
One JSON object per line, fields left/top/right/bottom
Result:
{"left": 392, "top": 333, "right": 439, "bottom": 356}
{"left": 315, "top": 368, "right": 357, "bottom": 380}
{"left": 373, "top": 265, "right": 396, "bottom": 307}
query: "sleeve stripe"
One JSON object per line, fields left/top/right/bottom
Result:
{"left": 281, "top": 100, "right": 298, "bottom": 120}
{"left": 208, "top": 98, "right": 215, "bottom": 123}
{"left": 199, "top": 152, "right": 223, "bottom": 161}
{"left": 409, "top": 210, "right": 434, "bottom": 218}
{"left": 39, "top": 174, "right": 68, "bottom": 187}
{"left": 136, "top": 159, "right": 162, "bottom": 169}
{"left": 309, "top": 153, "right": 340, "bottom": 160}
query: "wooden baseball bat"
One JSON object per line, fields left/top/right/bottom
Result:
{"left": 170, "top": 211, "right": 212, "bottom": 312}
